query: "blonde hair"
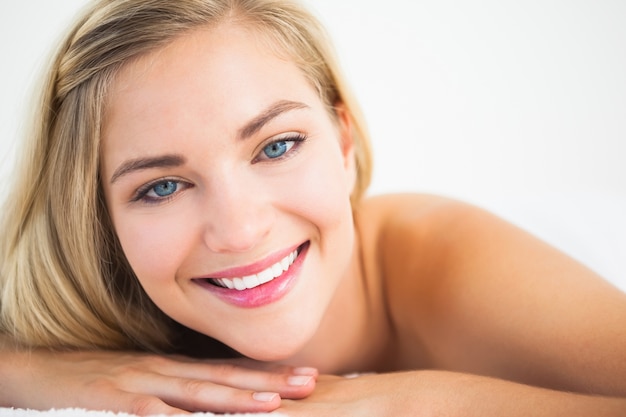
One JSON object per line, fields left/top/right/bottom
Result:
{"left": 0, "top": 0, "right": 372, "bottom": 351}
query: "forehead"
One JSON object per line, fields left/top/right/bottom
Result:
{"left": 107, "top": 22, "right": 305, "bottom": 110}
{"left": 101, "top": 22, "right": 322, "bottom": 156}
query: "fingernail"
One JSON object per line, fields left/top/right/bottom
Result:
{"left": 287, "top": 375, "right": 314, "bottom": 386}
{"left": 253, "top": 392, "right": 279, "bottom": 402}
{"left": 292, "top": 367, "right": 318, "bottom": 376}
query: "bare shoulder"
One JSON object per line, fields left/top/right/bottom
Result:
{"left": 356, "top": 193, "right": 511, "bottom": 320}
{"left": 356, "top": 193, "right": 626, "bottom": 395}
{"left": 356, "top": 193, "right": 506, "bottom": 281}
{"left": 355, "top": 192, "right": 496, "bottom": 336}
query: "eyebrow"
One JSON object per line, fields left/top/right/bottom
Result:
{"left": 110, "top": 154, "right": 186, "bottom": 184}
{"left": 237, "top": 100, "right": 309, "bottom": 140}
{"left": 109, "top": 100, "right": 309, "bottom": 184}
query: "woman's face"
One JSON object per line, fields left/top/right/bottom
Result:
{"left": 101, "top": 23, "right": 356, "bottom": 361}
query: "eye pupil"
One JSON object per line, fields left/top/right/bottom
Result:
{"left": 153, "top": 181, "right": 177, "bottom": 197}
{"left": 263, "top": 141, "right": 288, "bottom": 158}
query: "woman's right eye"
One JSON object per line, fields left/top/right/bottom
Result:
{"left": 132, "top": 179, "right": 190, "bottom": 204}
{"left": 152, "top": 180, "right": 178, "bottom": 197}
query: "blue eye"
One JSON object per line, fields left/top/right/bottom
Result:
{"left": 263, "top": 141, "right": 291, "bottom": 159}
{"left": 152, "top": 180, "right": 178, "bottom": 197}
{"left": 255, "top": 134, "right": 307, "bottom": 162}
{"left": 133, "top": 179, "right": 189, "bottom": 204}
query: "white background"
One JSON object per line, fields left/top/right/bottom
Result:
{"left": 1, "top": 1, "right": 624, "bottom": 289}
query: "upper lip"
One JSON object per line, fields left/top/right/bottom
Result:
{"left": 194, "top": 242, "right": 305, "bottom": 280}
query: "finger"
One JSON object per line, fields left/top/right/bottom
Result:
{"left": 213, "top": 356, "right": 303, "bottom": 372}
{"left": 125, "top": 373, "right": 282, "bottom": 414}
{"left": 142, "top": 357, "right": 317, "bottom": 399}
{"left": 181, "top": 362, "right": 317, "bottom": 398}
{"left": 165, "top": 355, "right": 317, "bottom": 379}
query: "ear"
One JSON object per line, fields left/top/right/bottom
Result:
{"left": 334, "top": 103, "right": 357, "bottom": 193}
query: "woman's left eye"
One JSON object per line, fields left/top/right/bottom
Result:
{"left": 263, "top": 141, "right": 292, "bottom": 159}
{"left": 255, "top": 134, "right": 307, "bottom": 162}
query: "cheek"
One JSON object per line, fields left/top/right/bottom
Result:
{"left": 278, "top": 144, "right": 354, "bottom": 232}
{"left": 112, "top": 211, "right": 196, "bottom": 286}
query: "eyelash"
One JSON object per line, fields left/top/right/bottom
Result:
{"left": 253, "top": 133, "right": 308, "bottom": 163}
{"left": 130, "top": 133, "right": 308, "bottom": 205}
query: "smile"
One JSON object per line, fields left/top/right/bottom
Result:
{"left": 194, "top": 242, "right": 309, "bottom": 308}
{"left": 210, "top": 247, "right": 299, "bottom": 291}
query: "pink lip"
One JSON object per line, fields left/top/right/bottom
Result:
{"left": 193, "top": 241, "right": 309, "bottom": 308}
{"left": 200, "top": 242, "right": 303, "bottom": 279}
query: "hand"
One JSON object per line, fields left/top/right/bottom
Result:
{"left": 275, "top": 373, "right": 394, "bottom": 417}
{"left": 0, "top": 348, "right": 318, "bottom": 415}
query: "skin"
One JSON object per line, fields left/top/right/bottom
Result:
{"left": 2, "top": 21, "right": 626, "bottom": 416}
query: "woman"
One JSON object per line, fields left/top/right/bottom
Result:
{"left": 1, "top": 0, "right": 625, "bottom": 415}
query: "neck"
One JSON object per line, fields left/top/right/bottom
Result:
{"left": 283, "top": 227, "right": 392, "bottom": 374}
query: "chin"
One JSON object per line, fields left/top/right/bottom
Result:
{"left": 239, "top": 336, "right": 312, "bottom": 363}
{"left": 229, "top": 319, "right": 320, "bottom": 363}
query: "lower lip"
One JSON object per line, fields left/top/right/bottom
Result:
{"left": 194, "top": 242, "right": 309, "bottom": 308}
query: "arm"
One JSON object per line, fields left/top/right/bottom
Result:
{"left": 281, "top": 370, "right": 626, "bottom": 416}
{"left": 0, "top": 334, "right": 316, "bottom": 415}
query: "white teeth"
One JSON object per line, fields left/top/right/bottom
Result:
{"left": 243, "top": 274, "right": 260, "bottom": 288}
{"left": 211, "top": 248, "right": 299, "bottom": 291}
{"left": 271, "top": 263, "right": 283, "bottom": 278}
{"left": 233, "top": 277, "right": 246, "bottom": 291}
{"left": 258, "top": 268, "right": 274, "bottom": 284}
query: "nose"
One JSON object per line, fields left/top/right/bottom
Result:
{"left": 201, "top": 172, "right": 273, "bottom": 253}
